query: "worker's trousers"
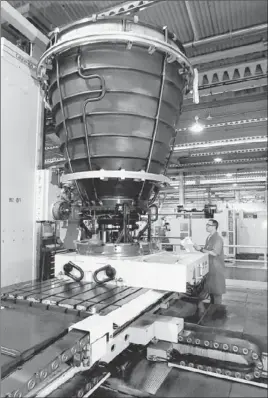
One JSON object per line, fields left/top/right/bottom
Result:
{"left": 210, "top": 294, "right": 222, "bottom": 305}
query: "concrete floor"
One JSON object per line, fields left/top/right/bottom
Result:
{"left": 225, "top": 265, "right": 267, "bottom": 282}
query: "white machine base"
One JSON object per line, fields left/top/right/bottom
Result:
{"left": 55, "top": 251, "right": 209, "bottom": 293}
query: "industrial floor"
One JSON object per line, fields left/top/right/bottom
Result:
{"left": 93, "top": 286, "right": 268, "bottom": 398}
{"left": 1, "top": 285, "right": 267, "bottom": 397}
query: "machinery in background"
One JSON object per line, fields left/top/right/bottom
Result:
{"left": 200, "top": 209, "right": 236, "bottom": 258}
{"left": 161, "top": 206, "right": 267, "bottom": 260}
{"left": 1, "top": 11, "right": 267, "bottom": 398}
{"left": 158, "top": 207, "right": 236, "bottom": 258}
{"left": 236, "top": 210, "right": 267, "bottom": 258}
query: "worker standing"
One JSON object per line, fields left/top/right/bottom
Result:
{"left": 193, "top": 219, "right": 226, "bottom": 304}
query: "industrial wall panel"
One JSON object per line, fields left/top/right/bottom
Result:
{"left": 1, "top": 38, "right": 43, "bottom": 287}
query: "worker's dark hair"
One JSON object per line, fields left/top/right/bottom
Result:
{"left": 209, "top": 219, "right": 219, "bottom": 230}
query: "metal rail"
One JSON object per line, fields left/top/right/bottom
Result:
{"left": 55, "top": 57, "right": 84, "bottom": 202}
{"left": 138, "top": 27, "right": 168, "bottom": 201}
{"left": 152, "top": 236, "right": 267, "bottom": 268}
{"left": 77, "top": 53, "right": 106, "bottom": 203}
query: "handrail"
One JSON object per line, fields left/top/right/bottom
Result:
{"left": 151, "top": 235, "right": 267, "bottom": 249}
{"left": 151, "top": 236, "right": 267, "bottom": 268}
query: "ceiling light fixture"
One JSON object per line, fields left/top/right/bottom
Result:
{"left": 189, "top": 116, "right": 204, "bottom": 133}
{"left": 226, "top": 173, "right": 233, "bottom": 177}
{"left": 233, "top": 183, "right": 237, "bottom": 187}
{"left": 214, "top": 157, "right": 222, "bottom": 162}
{"left": 206, "top": 113, "right": 213, "bottom": 120}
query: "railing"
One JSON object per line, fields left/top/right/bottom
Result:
{"left": 150, "top": 235, "right": 267, "bottom": 268}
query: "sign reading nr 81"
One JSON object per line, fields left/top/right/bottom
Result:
{"left": 9, "top": 198, "right": 22, "bottom": 203}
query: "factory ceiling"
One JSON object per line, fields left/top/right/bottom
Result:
{"left": 4, "top": 0, "right": 268, "bottom": 203}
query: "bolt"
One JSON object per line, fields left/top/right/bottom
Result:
{"left": 243, "top": 348, "right": 249, "bottom": 355}
{"left": 40, "top": 370, "right": 48, "bottom": 379}
{"left": 51, "top": 360, "right": 59, "bottom": 370}
{"left": 252, "top": 352, "right": 259, "bottom": 360}
{"left": 235, "top": 372, "right": 241, "bottom": 378}
{"left": 180, "top": 361, "right": 186, "bottom": 366}
{"left": 245, "top": 374, "right": 253, "bottom": 381}
{"left": 225, "top": 370, "right": 231, "bottom": 376}
{"left": 233, "top": 346, "right": 238, "bottom": 352}
{"left": 257, "top": 362, "right": 263, "bottom": 370}
{"left": 178, "top": 336, "right": 184, "bottom": 342}
{"left": 86, "top": 383, "right": 92, "bottom": 391}
{"left": 254, "top": 370, "right": 261, "bottom": 378}
{"left": 195, "top": 339, "right": 200, "bottom": 345}
{"left": 62, "top": 353, "right": 68, "bottom": 361}
{"left": 214, "top": 342, "right": 219, "bottom": 349}
{"left": 207, "top": 366, "right": 212, "bottom": 372}
{"left": 187, "top": 338, "right": 192, "bottom": 343}
{"left": 216, "top": 368, "right": 222, "bottom": 374}
{"left": 223, "top": 344, "right": 229, "bottom": 350}
{"left": 28, "top": 379, "right": 36, "bottom": 390}
{"left": 204, "top": 341, "right": 210, "bottom": 347}
{"left": 197, "top": 365, "right": 203, "bottom": 370}
{"left": 189, "top": 363, "right": 194, "bottom": 368}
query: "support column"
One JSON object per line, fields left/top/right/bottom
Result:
{"left": 235, "top": 190, "right": 240, "bottom": 202}
{"left": 179, "top": 172, "right": 184, "bottom": 206}
{"left": 207, "top": 188, "right": 212, "bottom": 204}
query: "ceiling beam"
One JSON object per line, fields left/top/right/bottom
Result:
{"left": 168, "top": 159, "right": 267, "bottom": 173}
{"left": 1, "top": 1, "right": 49, "bottom": 52}
{"left": 5, "top": 2, "right": 268, "bottom": 69}
{"left": 185, "top": 1, "right": 200, "bottom": 41}
{"left": 184, "top": 23, "right": 267, "bottom": 48}
{"left": 173, "top": 136, "right": 267, "bottom": 152}
{"left": 57, "top": 0, "right": 161, "bottom": 34}
{"left": 189, "top": 41, "right": 267, "bottom": 65}
{"left": 182, "top": 89, "right": 267, "bottom": 111}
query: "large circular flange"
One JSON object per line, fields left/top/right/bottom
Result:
{"left": 37, "top": 20, "right": 193, "bottom": 79}
{"left": 61, "top": 170, "right": 171, "bottom": 186}
{"left": 76, "top": 241, "right": 142, "bottom": 257}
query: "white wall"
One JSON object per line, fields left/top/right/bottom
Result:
{"left": 1, "top": 39, "right": 43, "bottom": 287}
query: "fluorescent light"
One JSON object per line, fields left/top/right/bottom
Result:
{"left": 233, "top": 183, "right": 237, "bottom": 187}
{"left": 226, "top": 173, "right": 233, "bottom": 177}
{"left": 214, "top": 157, "right": 222, "bottom": 162}
{"left": 189, "top": 116, "right": 204, "bottom": 133}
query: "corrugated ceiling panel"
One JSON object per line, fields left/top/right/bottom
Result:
{"left": 7, "top": 1, "right": 268, "bottom": 45}
{"left": 8, "top": 1, "right": 125, "bottom": 29}
{"left": 136, "top": 1, "right": 194, "bottom": 43}
{"left": 207, "top": 0, "right": 268, "bottom": 34}
{"left": 188, "top": 1, "right": 216, "bottom": 38}
{"left": 36, "top": 1, "right": 125, "bottom": 29}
